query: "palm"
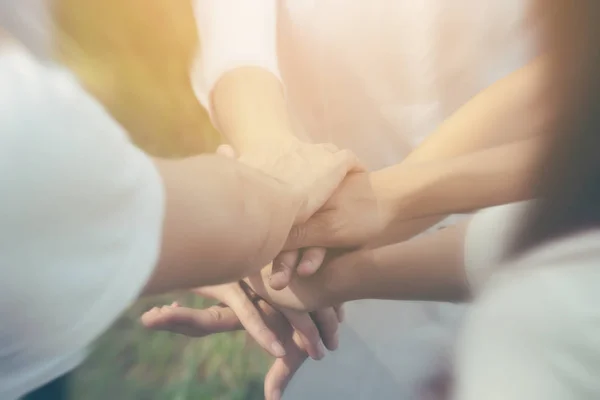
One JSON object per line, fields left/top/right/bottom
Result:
{"left": 141, "top": 298, "right": 310, "bottom": 400}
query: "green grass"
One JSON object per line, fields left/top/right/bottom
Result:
{"left": 72, "top": 295, "right": 271, "bottom": 399}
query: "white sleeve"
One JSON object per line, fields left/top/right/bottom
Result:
{"left": 0, "top": 49, "right": 165, "bottom": 399}
{"left": 454, "top": 266, "right": 600, "bottom": 400}
{"left": 190, "top": 0, "right": 281, "bottom": 110}
{"left": 463, "top": 202, "right": 530, "bottom": 291}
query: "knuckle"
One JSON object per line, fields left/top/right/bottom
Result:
{"left": 206, "top": 306, "right": 223, "bottom": 322}
{"left": 287, "top": 225, "right": 306, "bottom": 248}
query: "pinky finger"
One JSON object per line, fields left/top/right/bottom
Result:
{"left": 334, "top": 304, "right": 345, "bottom": 323}
{"left": 264, "top": 332, "right": 308, "bottom": 400}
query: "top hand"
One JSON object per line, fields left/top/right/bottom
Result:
{"left": 267, "top": 171, "right": 387, "bottom": 290}
{"left": 219, "top": 141, "right": 363, "bottom": 224}
{"left": 283, "top": 171, "right": 389, "bottom": 250}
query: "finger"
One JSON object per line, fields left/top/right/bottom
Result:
{"left": 319, "top": 142, "right": 340, "bottom": 152}
{"left": 141, "top": 304, "right": 242, "bottom": 337}
{"left": 312, "top": 307, "right": 339, "bottom": 351}
{"left": 264, "top": 332, "right": 308, "bottom": 400}
{"left": 284, "top": 220, "right": 326, "bottom": 251}
{"left": 319, "top": 145, "right": 364, "bottom": 173}
{"left": 334, "top": 304, "right": 345, "bottom": 323}
{"left": 228, "top": 283, "right": 287, "bottom": 357}
{"left": 296, "top": 247, "right": 327, "bottom": 277}
{"left": 191, "top": 285, "right": 227, "bottom": 300}
{"left": 270, "top": 250, "right": 300, "bottom": 290}
{"left": 216, "top": 144, "right": 237, "bottom": 159}
{"left": 336, "top": 148, "right": 366, "bottom": 173}
{"left": 282, "top": 310, "right": 325, "bottom": 360}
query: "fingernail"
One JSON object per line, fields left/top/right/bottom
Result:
{"left": 269, "top": 271, "right": 284, "bottom": 282}
{"left": 331, "top": 333, "right": 339, "bottom": 351}
{"left": 298, "top": 261, "right": 314, "bottom": 275}
{"left": 314, "top": 341, "right": 326, "bottom": 360}
{"left": 271, "top": 341, "right": 286, "bottom": 357}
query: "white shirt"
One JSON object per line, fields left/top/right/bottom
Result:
{"left": 456, "top": 203, "right": 600, "bottom": 400}
{"left": 192, "top": 0, "right": 535, "bottom": 170}
{"left": 0, "top": 45, "right": 165, "bottom": 399}
{"left": 191, "top": 3, "right": 538, "bottom": 398}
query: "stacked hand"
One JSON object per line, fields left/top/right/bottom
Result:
{"left": 143, "top": 140, "right": 385, "bottom": 399}
{"left": 233, "top": 138, "right": 364, "bottom": 224}
{"left": 142, "top": 283, "right": 344, "bottom": 400}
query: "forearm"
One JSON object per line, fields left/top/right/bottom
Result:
{"left": 405, "top": 56, "right": 549, "bottom": 164}
{"left": 211, "top": 67, "right": 299, "bottom": 153}
{"left": 370, "top": 58, "right": 548, "bottom": 244}
{"left": 327, "top": 224, "right": 469, "bottom": 305}
{"left": 143, "top": 155, "right": 298, "bottom": 295}
{"left": 372, "top": 137, "right": 540, "bottom": 242}
{"left": 191, "top": 0, "right": 295, "bottom": 152}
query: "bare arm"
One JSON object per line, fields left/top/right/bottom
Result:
{"left": 406, "top": 56, "right": 549, "bottom": 163}
{"left": 143, "top": 144, "right": 357, "bottom": 295}
{"left": 373, "top": 137, "right": 540, "bottom": 240}
{"left": 192, "top": 0, "right": 299, "bottom": 153}
{"left": 370, "top": 57, "right": 549, "bottom": 244}
{"left": 250, "top": 220, "right": 472, "bottom": 311}
{"left": 267, "top": 203, "right": 524, "bottom": 311}
{"left": 142, "top": 155, "right": 299, "bottom": 295}
{"left": 210, "top": 67, "right": 300, "bottom": 153}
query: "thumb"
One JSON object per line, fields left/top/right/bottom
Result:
{"left": 216, "top": 144, "right": 237, "bottom": 159}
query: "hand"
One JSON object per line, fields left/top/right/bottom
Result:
{"left": 267, "top": 172, "right": 383, "bottom": 290}
{"left": 142, "top": 282, "right": 337, "bottom": 360}
{"left": 284, "top": 171, "right": 385, "bottom": 250}
{"left": 142, "top": 290, "right": 343, "bottom": 400}
{"left": 218, "top": 142, "right": 363, "bottom": 224}
{"left": 248, "top": 249, "right": 372, "bottom": 313}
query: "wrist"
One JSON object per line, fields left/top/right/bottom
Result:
{"left": 368, "top": 169, "right": 408, "bottom": 233}
{"left": 318, "top": 249, "right": 377, "bottom": 306}
{"left": 369, "top": 163, "right": 442, "bottom": 228}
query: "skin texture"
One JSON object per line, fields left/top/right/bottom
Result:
{"left": 145, "top": 54, "right": 549, "bottom": 398}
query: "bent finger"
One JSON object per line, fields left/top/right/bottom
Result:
{"left": 270, "top": 250, "right": 300, "bottom": 290}
{"left": 282, "top": 310, "right": 325, "bottom": 360}
{"left": 312, "top": 307, "right": 339, "bottom": 351}
{"left": 297, "top": 247, "right": 327, "bottom": 277}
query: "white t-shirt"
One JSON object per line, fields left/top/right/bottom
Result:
{"left": 192, "top": 0, "right": 534, "bottom": 169}
{"left": 456, "top": 203, "right": 600, "bottom": 400}
{"left": 0, "top": 45, "right": 165, "bottom": 399}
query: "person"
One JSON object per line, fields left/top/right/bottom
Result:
{"left": 0, "top": 2, "right": 360, "bottom": 399}
{"left": 149, "top": 1, "right": 546, "bottom": 398}
{"left": 146, "top": 3, "right": 600, "bottom": 398}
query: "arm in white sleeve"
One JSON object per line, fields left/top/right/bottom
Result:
{"left": 463, "top": 201, "right": 531, "bottom": 291}
{"left": 191, "top": 0, "right": 281, "bottom": 109}
{"left": 0, "top": 48, "right": 164, "bottom": 399}
{"left": 454, "top": 263, "right": 600, "bottom": 400}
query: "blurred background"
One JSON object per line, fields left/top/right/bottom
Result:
{"left": 55, "top": 0, "right": 271, "bottom": 398}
